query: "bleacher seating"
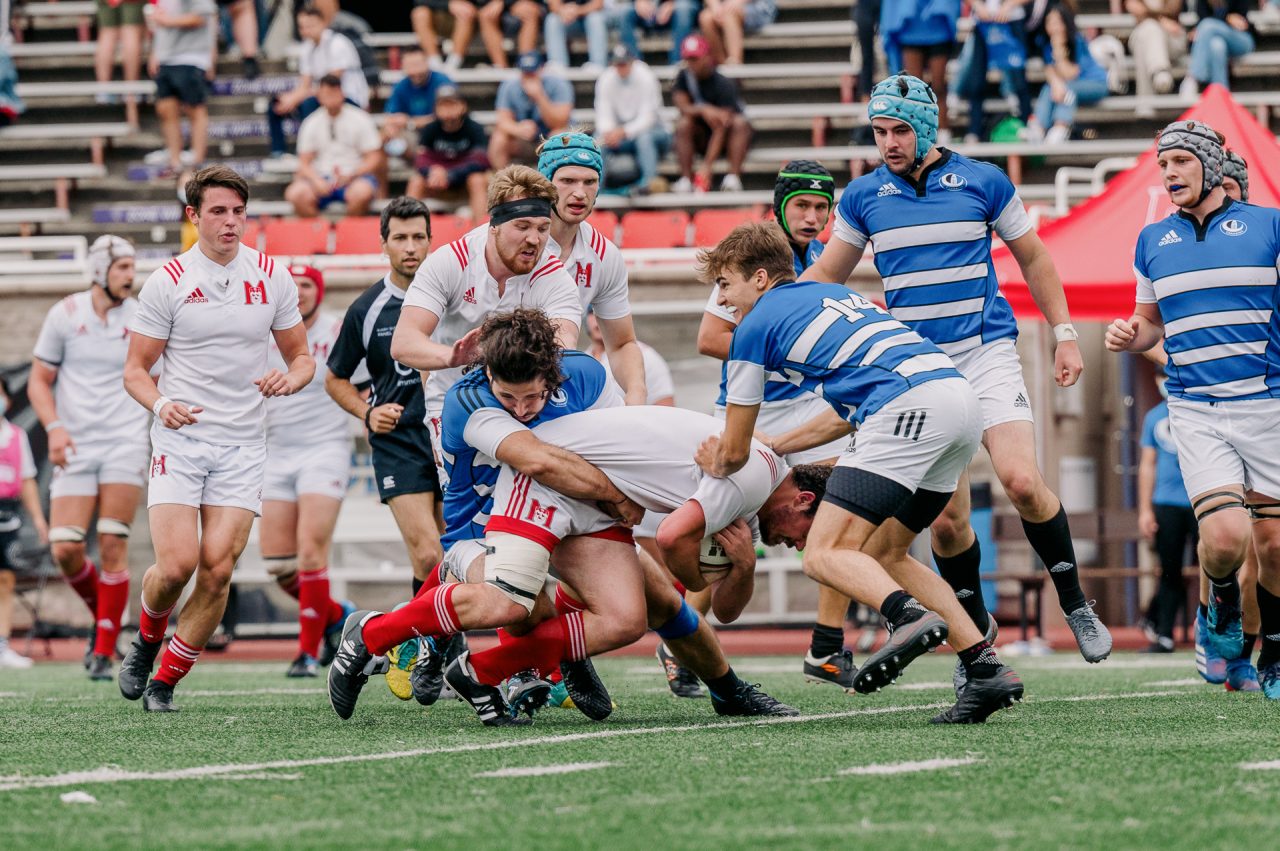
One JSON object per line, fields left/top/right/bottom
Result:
{"left": 263, "top": 217, "right": 331, "bottom": 256}
{"left": 617, "top": 211, "right": 691, "bottom": 249}
{"left": 333, "top": 217, "right": 385, "bottom": 255}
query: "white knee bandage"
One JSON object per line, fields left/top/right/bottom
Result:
{"left": 265, "top": 556, "right": 299, "bottom": 578}
{"left": 96, "top": 518, "right": 131, "bottom": 538}
{"left": 483, "top": 532, "right": 552, "bottom": 614}
{"left": 48, "top": 526, "right": 87, "bottom": 544}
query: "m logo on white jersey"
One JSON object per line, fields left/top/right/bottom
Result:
{"left": 243, "top": 281, "right": 269, "bottom": 305}
{"left": 525, "top": 499, "right": 558, "bottom": 528}
{"left": 877, "top": 183, "right": 902, "bottom": 197}
{"left": 184, "top": 288, "right": 208, "bottom": 304}
{"left": 575, "top": 262, "right": 593, "bottom": 289}
{"left": 463, "top": 287, "right": 477, "bottom": 304}
{"left": 1157, "top": 230, "right": 1182, "bottom": 247}
{"left": 940, "top": 173, "right": 967, "bottom": 190}
{"left": 1221, "top": 219, "right": 1247, "bottom": 236}
{"left": 150, "top": 455, "right": 167, "bottom": 477}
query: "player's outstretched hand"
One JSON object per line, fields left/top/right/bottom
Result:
{"left": 367, "top": 403, "right": 403, "bottom": 434}
{"left": 255, "top": 369, "right": 295, "bottom": 398}
{"left": 602, "top": 494, "right": 645, "bottom": 527}
{"left": 713, "top": 518, "right": 756, "bottom": 568}
{"left": 1104, "top": 318, "right": 1139, "bottom": 352}
{"left": 449, "top": 328, "right": 483, "bottom": 368}
{"left": 159, "top": 401, "right": 202, "bottom": 429}
{"left": 46, "top": 425, "right": 75, "bottom": 468}
{"left": 694, "top": 435, "right": 724, "bottom": 477}
{"left": 1054, "top": 340, "right": 1083, "bottom": 387}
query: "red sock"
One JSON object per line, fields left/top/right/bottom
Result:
{"left": 154, "top": 635, "right": 202, "bottom": 687}
{"left": 66, "top": 559, "right": 98, "bottom": 613}
{"left": 326, "top": 598, "right": 346, "bottom": 627}
{"left": 93, "top": 570, "right": 130, "bottom": 656}
{"left": 298, "top": 568, "right": 333, "bottom": 657}
{"left": 555, "top": 584, "right": 586, "bottom": 615}
{"left": 138, "top": 597, "right": 174, "bottom": 644}
{"left": 277, "top": 573, "right": 301, "bottom": 600}
{"left": 414, "top": 562, "right": 445, "bottom": 598}
{"left": 469, "top": 612, "right": 584, "bottom": 685}
{"left": 495, "top": 627, "right": 514, "bottom": 646}
{"left": 362, "top": 584, "right": 458, "bottom": 656}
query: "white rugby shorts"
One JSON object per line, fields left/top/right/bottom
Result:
{"left": 715, "top": 393, "right": 852, "bottom": 465}
{"left": 49, "top": 440, "right": 149, "bottom": 499}
{"left": 146, "top": 426, "right": 267, "bottom": 515}
{"left": 262, "top": 440, "right": 350, "bottom": 502}
{"left": 838, "top": 377, "right": 983, "bottom": 494}
{"left": 1167, "top": 396, "right": 1280, "bottom": 500}
{"left": 441, "top": 537, "right": 486, "bottom": 585}
{"left": 947, "top": 337, "right": 1035, "bottom": 430}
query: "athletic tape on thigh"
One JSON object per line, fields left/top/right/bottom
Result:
{"left": 1192, "top": 490, "right": 1246, "bottom": 522}
{"left": 264, "top": 555, "right": 299, "bottom": 577}
{"left": 655, "top": 598, "right": 700, "bottom": 640}
{"left": 483, "top": 532, "right": 552, "bottom": 614}
{"left": 96, "top": 518, "right": 131, "bottom": 538}
{"left": 1248, "top": 502, "right": 1280, "bottom": 520}
{"left": 48, "top": 525, "right": 87, "bottom": 544}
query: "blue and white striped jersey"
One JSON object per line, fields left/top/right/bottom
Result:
{"left": 706, "top": 239, "right": 827, "bottom": 407}
{"left": 725, "top": 281, "right": 963, "bottom": 425}
{"left": 440, "top": 350, "right": 622, "bottom": 547}
{"left": 1134, "top": 200, "right": 1280, "bottom": 401}
{"left": 833, "top": 150, "right": 1032, "bottom": 355}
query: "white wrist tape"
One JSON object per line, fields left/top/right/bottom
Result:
{"left": 152, "top": 396, "right": 172, "bottom": 417}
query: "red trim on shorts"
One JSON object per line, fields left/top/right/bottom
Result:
{"left": 486, "top": 516, "right": 561, "bottom": 553}
{"left": 585, "top": 526, "right": 635, "bottom": 545}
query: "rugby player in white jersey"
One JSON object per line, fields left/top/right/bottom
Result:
{"left": 537, "top": 131, "right": 647, "bottom": 404}
{"left": 118, "top": 165, "right": 315, "bottom": 713}
{"left": 260, "top": 264, "right": 355, "bottom": 679}
{"left": 391, "top": 165, "right": 583, "bottom": 488}
{"left": 801, "top": 74, "right": 1110, "bottom": 679}
{"left": 28, "top": 235, "right": 150, "bottom": 682}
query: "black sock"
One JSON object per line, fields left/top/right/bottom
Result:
{"left": 412, "top": 577, "right": 424, "bottom": 596}
{"left": 934, "top": 539, "right": 990, "bottom": 634}
{"left": 1208, "top": 571, "right": 1241, "bottom": 609}
{"left": 879, "top": 591, "right": 928, "bottom": 629}
{"left": 809, "top": 624, "right": 845, "bottom": 659}
{"left": 1022, "top": 507, "right": 1087, "bottom": 613}
{"left": 1256, "top": 584, "right": 1280, "bottom": 669}
{"left": 704, "top": 667, "right": 743, "bottom": 700}
{"left": 1242, "top": 632, "right": 1258, "bottom": 662}
{"left": 958, "top": 639, "right": 1002, "bottom": 680}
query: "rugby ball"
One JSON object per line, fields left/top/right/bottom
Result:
{"left": 699, "top": 536, "right": 733, "bottom": 577}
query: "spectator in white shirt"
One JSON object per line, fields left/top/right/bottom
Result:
{"left": 595, "top": 44, "right": 670, "bottom": 195}
{"left": 285, "top": 75, "right": 383, "bottom": 216}
{"left": 268, "top": 5, "right": 368, "bottom": 157}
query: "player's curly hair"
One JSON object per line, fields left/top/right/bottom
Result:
{"left": 477, "top": 308, "right": 565, "bottom": 392}
{"left": 791, "top": 462, "right": 834, "bottom": 516}
{"left": 697, "top": 221, "right": 795, "bottom": 286}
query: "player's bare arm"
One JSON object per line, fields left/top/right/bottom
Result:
{"left": 697, "top": 402, "right": 760, "bottom": 477}
{"left": 768, "top": 405, "right": 853, "bottom": 457}
{"left": 595, "top": 314, "right": 648, "bottom": 405}
{"left": 708, "top": 518, "right": 757, "bottom": 624}
{"left": 797, "top": 236, "right": 864, "bottom": 284}
{"left": 26, "top": 359, "right": 73, "bottom": 466}
{"left": 324, "top": 372, "right": 403, "bottom": 434}
{"left": 552, "top": 318, "right": 580, "bottom": 350}
{"left": 390, "top": 305, "right": 477, "bottom": 370}
{"left": 654, "top": 504, "right": 757, "bottom": 616}
{"left": 1005, "top": 230, "right": 1083, "bottom": 387}
{"left": 123, "top": 332, "right": 203, "bottom": 429}
{"left": 1105, "top": 301, "right": 1165, "bottom": 354}
{"left": 257, "top": 323, "right": 316, "bottom": 398}
{"left": 492, "top": 430, "right": 644, "bottom": 525}
{"left": 696, "top": 311, "right": 735, "bottom": 360}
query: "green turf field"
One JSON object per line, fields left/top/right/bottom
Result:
{"left": 1, "top": 652, "right": 1278, "bottom": 849}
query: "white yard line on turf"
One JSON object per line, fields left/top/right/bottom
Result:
{"left": 0, "top": 690, "right": 1186, "bottom": 794}
{"left": 1143, "top": 678, "right": 1203, "bottom": 687}
{"left": 474, "top": 762, "right": 614, "bottom": 778}
{"left": 839, "top": 757, "right": 979, "bottom": 776}
{"left": 1240, "top": 760, "right": 1280, "bottom": 771}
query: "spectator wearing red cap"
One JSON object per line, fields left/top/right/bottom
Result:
{"left": 671, "top": 34, "right": 752, "bottom": 193}
{"left": 699, "top": 0, "right": 776, "bottom": 66}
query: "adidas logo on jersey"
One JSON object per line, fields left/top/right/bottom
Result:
{"left": 877, "top": 183, "right": 902, "bottom": 197}
{"left": 1013, "top": 392, "right": 1030, "bottom": 409}
{"left": 463, "top": 287, "right": 477, "bottom": 304}
{"left": 184, "top": 288, "right": 208, "bottom": 304}
{"left": 1157, "top": 230, "right": 1182, "bottom": 247}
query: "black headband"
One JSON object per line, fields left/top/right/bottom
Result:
{"left": 489, "top": 197, "right": 553, "bottom": 225}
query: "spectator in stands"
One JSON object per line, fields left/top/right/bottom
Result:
{"left": 699, "top": 0, "right": 777, "bottom": 66}
{"left": 218, "top": 0, "right": 261, "bottom": 79}
{"left": 1183, "top": 0, "right": 1256, "bottom": 94}
{"left": 1023, "top": 1, "right": 1108, "bottom": 143}
{"left": 671, "top": 33, "right": 751, "bottom": 192}
{"left": 406, "top": 84, "right": 491, "bottom": 222}
{"left": 545, "top": 0, "right": 609, "bottom": 69}
{"left": 0, "top": 375, "right": 48, "bottom": 670}
{"left": 94, "top": 0, "right": 146, "bottom": 125}
{"left": 956, "top": 1, "right": 1032, "bottom": 142}
{"left": 1126, "top": 1, "right": 1187, "bottom": 115}
{"left": 595, "top": 44, "right": 670, "bottom": 195}
{"left": 409, "top": 0, "right": 449, "bottom": 69}
{"left": 382, "top": 46, "right": 453, "bottom": 158}
{"left": 0, "top": 39, "right": 22, "bottom": 128}
{"left": 852, "top": 0, "right": 883, "bottom": 101}
{"left": 268, "top": 5, "right": 369, "bottom": 158}
{"left": 286, "top": 74, "right": 382, "bottom": 216}
{"left": 880, "top": 0, "right": 960, "bottom": 141}
{"left": 489, "top": 50, "right": 574, "bottom": 168}
{"left": 479, "top": 0, "right": 547, "bottom": 68}
{"left": 150, "top": 0, "right": 218, "bottom": 177}
{"left": 617, "top": 0, "right": 700, "bottom": 65}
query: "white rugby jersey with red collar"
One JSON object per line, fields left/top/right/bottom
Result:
{"left": 545, "top": 221, "right": 632, "bottom": 319}
{"left": 405, "top": 223, "right": 582, "bottom": 414}
{"left": 130, "top": 243, "right": 303, "bottom": 446}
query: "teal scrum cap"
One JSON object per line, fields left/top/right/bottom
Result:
{"left": 867, "top": 73, "right": 939, "bottom": 168}
{"left": 538, "top": 131, "right": 604, "bottom": 181}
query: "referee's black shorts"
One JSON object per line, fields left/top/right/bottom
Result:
{"left": 369, "top": 425, "right": 441, "bottom": 504}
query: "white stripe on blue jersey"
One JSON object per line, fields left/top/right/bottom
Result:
{"left": 725, "top": 281, "right": 963, "bottom": 425}
{"left": 833, "top": 150, "right": 1030, "bottom": 356}
{"left": 1134, "top": 200, "right": 1280, "bottom": 402}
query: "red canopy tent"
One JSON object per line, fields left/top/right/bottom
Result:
{"left": 993, "top": 85, "right": 1280, "bottom": 321}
